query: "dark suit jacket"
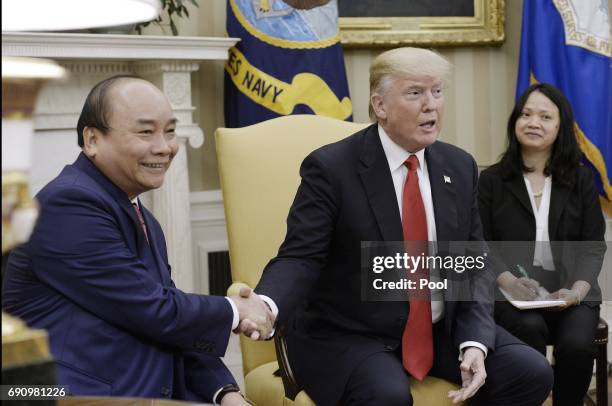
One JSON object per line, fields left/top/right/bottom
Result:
{"left": 3, "top": 153, "right": 236, "bottom": 401}
{"left": 477, "top": 163, "right": 606, "bottom": 303}
{"left": 256, "top": 124, "right": 496, "bottom": 404}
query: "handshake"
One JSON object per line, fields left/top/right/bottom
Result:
{"left": 229, "top": 286, "right": 276, "bottom": 340}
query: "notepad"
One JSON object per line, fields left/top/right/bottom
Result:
{"left": 499, "top": 287, "right": 567, "bottom": 310}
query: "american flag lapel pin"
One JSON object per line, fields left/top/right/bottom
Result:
{"left": 443, "top": 175, "right": 451, "bottom": 184}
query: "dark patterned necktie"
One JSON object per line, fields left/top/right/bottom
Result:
{"left": 133, "top": 203, "right": 149, "bottom": 244}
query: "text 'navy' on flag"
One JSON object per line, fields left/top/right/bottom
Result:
{"left": 224, "top": 0, "right": 353, "bottom": 128}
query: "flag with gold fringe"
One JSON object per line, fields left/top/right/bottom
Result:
{"left": 224, "top": 0, "right": 352, "bottom": 128}
{"left": 516, "top": 0, "right": 611, "bottom": 214}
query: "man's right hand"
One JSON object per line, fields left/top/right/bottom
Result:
{"left": 229, "top": 287, "right": 275, "bottom": 340}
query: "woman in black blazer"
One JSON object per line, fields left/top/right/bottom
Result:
{"left": 478, "top": 83, "right": 606, "bottom": 406}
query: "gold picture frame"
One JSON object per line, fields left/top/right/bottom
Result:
{"left": 339, "top": 0, "right": 505, "bottom": 47}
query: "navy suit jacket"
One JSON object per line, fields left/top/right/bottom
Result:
{"left": 3, "top": 153, "right": 235, "bottom": 401}
{"left": 256, "top": 124, "right": 496, "bottom": 404}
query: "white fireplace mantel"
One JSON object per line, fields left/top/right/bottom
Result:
{"left": 2, "top": 32, "right": 237, "bottom": 61}
{"left": 1, "top": 32, "right": 239, "bottom": 293}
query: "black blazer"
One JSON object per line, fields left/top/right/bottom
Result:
{"left": 256, "top": 124, "right": 496, "bottom": 404}
{"left": 477, "top": 163, "right": 606, "bottom": 301}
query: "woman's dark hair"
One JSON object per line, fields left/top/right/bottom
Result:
{"left": 499, "top": 83, "right": 582, "bottom": 185}
{"left": 76, "top": 74, "right": 143, "bottom": 147}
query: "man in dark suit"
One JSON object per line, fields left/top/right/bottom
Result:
{"left": 2, "top": 76, "right": 272, "bottom": 405}
{"left": 253, "top": 48, "right": 554, "bottom": 405}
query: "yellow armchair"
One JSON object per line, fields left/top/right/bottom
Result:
{"left": 216, "top": 115, "right": 463, "bottom": 405}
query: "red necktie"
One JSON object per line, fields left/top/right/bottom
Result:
{"left": 133, "top": 203, "right": 149, "bottom": 244}
{"left": 401, "top": 155, "right": 433, "bottom": 380}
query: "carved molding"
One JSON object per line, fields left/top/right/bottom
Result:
{"left": 190, "top": 190, "right": 227, "bottom": 228}
{"left": 132, "top": 62, "right": 202, "bottom": 74}
{"left": 53, "top": 61, "right": 202, "bottom": 76}
{"left": 2, "top": 32, "right": 240, "bottom": 61}
{"left": 163, "top": 72, "right": 192, "bottom": 108}
{"left": 178, "top": 123, "right": 204, "bottom": 149}
{"left": 190, "top": 190, "right": 228, "bottom": 295}
{"left": 58, "top": 61, "right": 132, "bottom": 75}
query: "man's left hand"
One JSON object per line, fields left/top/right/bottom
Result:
{"left": 448, "top": 347, "right": 487, "bottom": 404}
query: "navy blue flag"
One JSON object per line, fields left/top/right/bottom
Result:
{"left": 516, "top": 0, "right": 611, "bottom": 213}
{"left": 224, "top": 0, "right": 352, "bottom": 128}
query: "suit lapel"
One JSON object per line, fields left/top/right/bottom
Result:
{"left": 548, "top": 181, "right": 570, "bottom": 240}
{"left": 505, "top": 176, "right": 534, "bottom": 218}
{"left": 73, "top": 153, "right": 149, "bottom": 250}
{"left": 124, "top": 202, "right": 149, "bottom": 251}
{"left": 425, "top": 145, "right": 457, "bottom": 240}
{"left": 358, "top": 125, "right": 404, "bottom": 241}
{"left": 74, "top": 153, "right": 170, "bottom": 283}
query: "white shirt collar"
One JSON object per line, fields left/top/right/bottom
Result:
{"left": 377, "top": 124, "right": 426, "bottom": 172}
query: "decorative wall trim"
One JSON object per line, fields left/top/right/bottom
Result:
{"left": 2, "top": 32, "right": 239, "bottom": 61}
{"left": 133, "top": 61, "right": 202, "bottom": 73}
{"left": 195, "top": 241, "right": 229, "bottom": 295}
{"left": 190, "top": 190, "right": 227, "bottom": 229}
{"left": 190, "top": 191, "right": 229, "bottom": 295}
{"left": 57, "top": 61, "right": 133, "bottom": 74}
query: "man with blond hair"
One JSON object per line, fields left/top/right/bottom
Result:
{"left": 253, "top": 48, "right": 553, "bottom": 405}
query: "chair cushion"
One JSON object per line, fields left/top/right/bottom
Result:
{"left": 244, "top": 361, "right": 288, "bottom": 406}
{"left": 412, "top": 376, "right": 464, "bottom": 405}
{"left": 246, "top": 361, "right": 463, "bottom": 406}
{"left": 284, "top": 390, "right": 317, "bottom": 406}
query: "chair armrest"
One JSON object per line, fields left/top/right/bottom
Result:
{"left": 274, "top": 325, "right": 302, "bottom": 400}
{"left": 229, "top": 282, "right": 303, "bottom": 400}
{"left": 227, "top": 281, "right": 252, "bottom": 296}
{"left": 595, "top": 317, "right": 608, "bottom": 344}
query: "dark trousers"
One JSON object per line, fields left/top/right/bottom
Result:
{"left": 340, "top": 321, "right": 553, "bottom": 406}
{"left": 495, "top": 301, "right": 599, "bottom": 406}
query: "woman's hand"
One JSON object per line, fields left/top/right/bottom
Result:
{"left": 545, "top": 280, "right": 590, "bottom": 310}
{"left": 545, "top": 288, "right": 580, "bottom": 309}
{"left": 498, "top": 272, "right": 539, "bottom": 300}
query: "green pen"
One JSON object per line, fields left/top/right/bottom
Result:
{"left": 516, "top": 264, "right": 529, "bottom": 279}
{"left": 516, "top": 264, "right": 538, "bottom": 297}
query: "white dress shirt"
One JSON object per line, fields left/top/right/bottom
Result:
{"left": 254, "top": 127, "right": 487, "bottom": 357}
{"left": 378, "top": 125, "right": 487, "bottom": 358}
{"left": 523, "top": 176, "right": 555, "bottom": 271}
{"left": 377, "top": 125, "right": 444, "bottom": 322}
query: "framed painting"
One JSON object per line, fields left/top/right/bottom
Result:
{"left": 337, "top": 0, "right": 505, "bottom": 47}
